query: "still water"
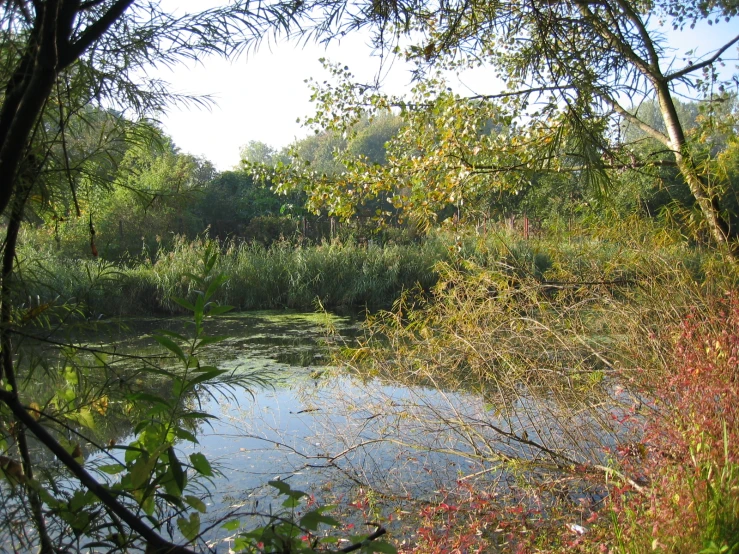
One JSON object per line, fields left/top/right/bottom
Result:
{"left": 11, "top": 310, "right": 617, "bottom": 549}
{"left": 61, "top": 311, "right": 476, "bottom": 546}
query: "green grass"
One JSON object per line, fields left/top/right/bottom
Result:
{"left": 14, "top": 218, "right": 738, "bottom": 319}
{"left": 13, "top": 234, "right": 450, "bottom": 316}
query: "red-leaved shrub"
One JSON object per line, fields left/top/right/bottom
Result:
{"left": 622, "top": 292, "right": 739, "bottom": 550}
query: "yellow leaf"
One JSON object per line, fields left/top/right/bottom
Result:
{"left": 28, "top": 402, "right": 42, "bottom": 420}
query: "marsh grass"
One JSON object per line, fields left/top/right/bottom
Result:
{"left": 12, "top": 234, "right": 449, "bottom": 317}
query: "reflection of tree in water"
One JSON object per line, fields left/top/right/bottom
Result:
{"left": 1, "top": 310, "right": 359, "bottom": 551}
{"left": 0, "top": 334, "right": 213, "bottom": 551}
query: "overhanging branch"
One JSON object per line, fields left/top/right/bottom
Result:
{"left": 667, "top": 33, "right": 739, "bottom": 82}
{"left": 0, "top": 390, "right": 198, "bottom": 554}
{"left": 601, "top": 94, "right": 671, "bottom": 146}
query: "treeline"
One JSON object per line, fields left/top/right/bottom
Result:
{"left": 25, "top": 94, "right": 739, "bottom": 265}
{"left": 21, "top": 109, "right": 409, "bottom": 262}
{"left": 17, "top": 93, "right": 738, "bottom": 319}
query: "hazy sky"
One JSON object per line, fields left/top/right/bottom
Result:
{"left": 147, "top": 8, "right": 739, "bottom": 171}
{"left": 149, "top": 31, "right": 418, "bottom": 170}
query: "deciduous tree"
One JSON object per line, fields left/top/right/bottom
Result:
{"left": 271, "top": 0, "right": 739, "bottom": 255}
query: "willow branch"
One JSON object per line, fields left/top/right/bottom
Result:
{"left": 0, "top": 390, "right": 198, "bottom": 554}
{"left": 601, "top": 94, "right": 671, "bottom": 145}
{"left": 667, "top": 33, "right": 739, "bottom": 82}
{"left": 62, "top": 0, "right": 135, "bottom": 67}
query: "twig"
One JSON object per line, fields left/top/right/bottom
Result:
{"left": 340, "top": 524, "right": 387, "bottom": 553}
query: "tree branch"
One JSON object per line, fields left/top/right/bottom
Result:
{"left": 666, "top": 33, "right": 739, "bottom": 82}
{"left": 600, "top": 94, "right": 671, "bottom": 145}
{"left": 340, "top": 524, "right": 387, "bottom": 552}
{"left": 572, "top": 0, "right": 654, "bottom": 80}
{"left": 0, "top": 390, "right": 198, "bottom": 554}
{"left": 610, "top": 0, "right": 662, "bottom": 71}
{"left": 466, "top": 85, "right": 577, "bottom": 101}
{"left": 61, "top": 0, "right": 134, "bottom": 68}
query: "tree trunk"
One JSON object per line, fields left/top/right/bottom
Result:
{"left": 655, "top": 82, "right": 738, "bottom": 258}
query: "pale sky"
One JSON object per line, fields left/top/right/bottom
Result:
{"left": 147, "top": 9, "right": 739, "bottom": 171}
{"left": 149, "top": 32, "right": 418, "bottom": 170}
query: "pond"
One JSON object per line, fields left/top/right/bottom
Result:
{"left": 7, "top": 309, "right": 624, "bottom": 550}
{"left": 95, "top": 312, "right": 482, "bottom": 538}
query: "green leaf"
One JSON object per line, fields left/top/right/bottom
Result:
{"left": 57, "top": 388, "right": 76, "bottom": 403}
{"left": 153, "top": 335, "right": 187, "bottom": 363}
{"left": 124, "top": 444, "right": 144, "bottom": 464}
{"left": 130, "top": 456, "right": 156, "bottom": 489}
{"left": 185, "top": 495, "right": 207, "bottom": 513}
{"left": 221, "top": 519, "right": 241, "bottom": 531}
{"left": 268, "top": 480, "right": 300, "bottom": 497}
{"left": 32, "top": 483, "right": 61, "bottom": 509}
{"left": 177, "top": 512, "right": 201, "bottom": 542}
{"left": 125, "top": 392, "right": 171, "bottom": 408}
{"left": 98, "top": 464, "right": 125, "bottom": 475}
{"left": 63, "top": 366, "right": 78, "bottom": 386}
{"left": 194, "top": 293, "right": 205, "bottom": 322}
{"left": 189, "top": 453, "right": 213, "bottom": 476}
{"left": 171, "top": 296, "right": 196, "bottom": 313}
{"left": 168, "top": 447, "right": 186, "bottom": 494}
{"left": 65, "top": 407, "right": 95, "bottom": 430}
{"left": 268, "top": 480, "right": 308, "bottom": 507}
{"left": 207, "top": 305, "right": 234, "bottom": 316}
{"left": 282, "top": 496, "right": 302, "bottom": 508}
{"left": 300, "top": 510, "right": 341, "bottom": 531}
{"left": 69, "top": 489, "right": 94, "bottom": 512}
{"left": 205, "top": 252, "right": 218, "bottom": 273}
{"left": 145, "top": 403, "right": 170, "bottom": 418}
{"left": 173, "top": 427, "right": 198, "bottom": 443}
{"left": 184, "top": 272, "right": 204, "bottom": 286}
{"left": 173, "top": 377, "right": 184, "bottom": 397}
{"left": 146, "top": 404, "right": 171, "bottom": 421}
{"left": 179, "top": 411, "right": 217, "bottom": 420}
{"left": 183, "top": 369, "right": 227, "bottom": 393}
{"left": 204, "top": 273, "right": 229, "bottom": 301}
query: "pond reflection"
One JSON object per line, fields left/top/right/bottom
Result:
{"left": 7, "top": 309, "right": 621, "bottom": 549}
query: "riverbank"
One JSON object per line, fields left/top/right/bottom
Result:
{"left": 16, "top": 217, "right": 727, "bottom": 318}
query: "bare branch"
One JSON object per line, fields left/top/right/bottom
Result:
{"left": 666, "top": 33, "right": 739, "bottom": 82}
{"left": 601, "top": 94, "right": 671, "bottom": 145}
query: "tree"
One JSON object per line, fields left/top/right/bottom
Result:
{"left": 273, "top": 0, "right": 739, "bottom": 255}
{"left": 0, "top": 2, "right": 300, "bottom": 552}
{"left": 423, "top": 0, "right": 739, "bottom": 255}
{"left": 196, "top": 169, "right": 287, "bottom": 239}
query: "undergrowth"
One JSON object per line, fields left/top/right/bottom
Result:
{"left": 332, "top": 221, "right": 739, "bottom": 553}
{"left": 13, "top": 234, "right": 449, "bottom": 316}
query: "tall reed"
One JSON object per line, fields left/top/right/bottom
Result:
{"left": 13, "top": 234, "right": 450, "bottom": 317}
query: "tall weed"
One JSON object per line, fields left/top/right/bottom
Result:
{"left": 333, "top": 224, "right": 739, "bottom": 550}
